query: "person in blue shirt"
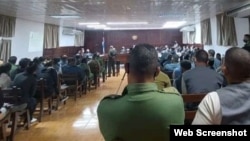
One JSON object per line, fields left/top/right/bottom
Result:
{"left": 62, "top": 57, "right": 85, "bottom": 83}
{"left": 163, "top": 55, "right": 179, "bottom": 72}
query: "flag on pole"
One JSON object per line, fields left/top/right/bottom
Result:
{"left": 102, "top": 32, "right": 105, "bottom": 54}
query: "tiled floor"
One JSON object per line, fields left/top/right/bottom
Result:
{"left": 15, "top": 70, "right": 128, "bottom": 141}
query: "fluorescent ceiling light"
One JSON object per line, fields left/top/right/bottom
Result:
{"left": 87, "top": 24, "right": 107, "bottom": 29}
{"left": 50, "top": 15, "right": 80, "bottom": 19}
{"left": 106, "top": 22, "right": 148, "bottom": 25}
{"left": 78, "top": 22, "right": 100, "bottom": 25}
{"left": 104, "top": 27, "right": 163, "bottom": 30}
{"left": 162, "top": 21, "right": 186, "bottom": 28}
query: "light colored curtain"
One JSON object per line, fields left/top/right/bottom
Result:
{"left": 43, "top": 23, "right": 59, "bottom": 48}
{"left": 189, "top": 31, "right": 196, "bottom": 44}
{"left": 0, "top": 14, "right": 16, "bottom": 37}
{"left": 217, "top": 13, "right": 237, "bottom": 46}
{"left": 182, "top": 31, "right": 189, "bottom": 44}
{"left": 0, "top": 39, "right": 11, "bottom": 62}
{"left": 201, "top": 19, "right": 212, "bottom": 45}
{"left": 74, "top": 31, "right": 85, "bottom": 46}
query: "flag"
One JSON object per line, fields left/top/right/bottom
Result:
{"left": 102, "top": 32, "right": 105, "bottom": 54}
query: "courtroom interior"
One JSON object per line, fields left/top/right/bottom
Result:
{"left": 0, "top": 0, "right": 250, "bottom": 141}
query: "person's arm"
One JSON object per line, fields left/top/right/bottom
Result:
{"left": 181, "top": 76, "right": 187, "bottom": 94}
{"left": 30, "top": 77, "right": 37, "bottom": 97}
{"left": 192, "top": 92, "right": 222, "bottom": 125}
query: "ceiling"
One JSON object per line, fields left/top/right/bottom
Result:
{"left": 0, "top": 0, "right": 249, "bottom": 30}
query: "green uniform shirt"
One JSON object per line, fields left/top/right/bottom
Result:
{"left": 97, "top": 83, "right": 185, "bottom": 141}
{"left": 155, "top": 71, "right": 171, "bottom": 90}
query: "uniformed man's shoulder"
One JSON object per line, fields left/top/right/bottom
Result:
{"left": 158, "top": 87, "right": 181, "bottom": 96}
{"left": 100, "top": 94, "right": 123, "bottom": 102}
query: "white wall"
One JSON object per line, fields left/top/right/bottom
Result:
{"left": 59, "top": 27, "right": 75, "bottom": 47}
{"left": 195, "top": 16, "right": 249, "bottom": 56}
{"left": 12, "top": 18, "right": 44, "bottom": 61}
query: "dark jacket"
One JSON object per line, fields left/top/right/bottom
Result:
{"left": 12, "top": 72, "right": 37, "bottom": 103}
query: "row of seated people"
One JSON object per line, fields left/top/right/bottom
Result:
{"left": 153, "top": 49, "right": 227, "bottom": 124}
{"left": 97, "top": 44, "right": 250, "bottom": 141}
{"left": 0, "top": 54, "right": 107, "bottom": 140}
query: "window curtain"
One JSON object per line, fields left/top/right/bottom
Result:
{"left": 201, "top": 19, "right": 212, "bottom": 45}
{"left": 182, "top": 31, "right": 189, "bottom": 44}
{"left": 0, "top": 14, "right": 16, "bottom": 37}
{"left": 189, "top": 31, "right": 196, "bottom": 44}
{"left": 0, "top": 39, "right": 11, "bottom": 62}
{"left": 43, "top": 24, "right": 59, "bottom": 49}
{"left": 74, "top": 31, "right": 85, "bottom": 46}
{"left": 217, "top": 13, "right": 237, "bottom": 46}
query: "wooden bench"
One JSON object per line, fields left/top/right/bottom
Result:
{"left": 181, "top": 94, "right": 206, "bottom": 123}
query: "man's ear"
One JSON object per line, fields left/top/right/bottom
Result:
{"left": 154, "top": 66, "right": 160, "bottom": 77}
{"left": 221, "top": 65, "right": 227, "bottom": 75}
{"left": 125, "top": 63, "right": 129, "bottom": 74}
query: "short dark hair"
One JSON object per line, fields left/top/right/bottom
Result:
{"left": 180, "top": 60, "right": 191, "bottom": 71}
{"left": 195, "top": 50, "right": 209, "bottom": 63}
{"left": 67, "top": 57, "right": 75, "bottom": 65}
{"left": 81, "top": 58, "right": 88, "bottom": 64}
{"left": 53, "top": 58, "right": 60, "bottom": 64}
{"left": 225, "top": 47, "right": 250, "bottom": 81}
{"left": 19, "top": 58, "right": 31, "bottom": 69}
{"left": 208, "top": 49, "right": 215, "bottom": 57}
{"left": 129, "top": 44, "right": 158, "bottom": 76}
{"left": 26, "top": 61, "right": 37, "bottom": 74}
{"left": 0, "top": 63, "right": 11, "bottom": 74}
{"left": 8, "top": 56, "right": 17, "bottom": 64}
{"left": 244, "top": 34, "right": 250, "bottom": 39}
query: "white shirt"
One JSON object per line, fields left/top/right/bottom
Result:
{"left": 0, "top": 73, "right": 11, "bottom": 88}
{"left": 192, "top": 92, "right": 222, "bottom": 124}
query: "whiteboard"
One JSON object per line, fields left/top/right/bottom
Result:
{"left": 28, "top": 32, "right": 43, "bottom": 52}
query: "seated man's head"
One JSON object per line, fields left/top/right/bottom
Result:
{"left": 194, "top": 50, "right": 209, "bottom": 67}
{"left": 26, "top": 61, "right": 37, "bottom": 74}
{"left": 243, "top": 34, "right": 250, "bottom": 43}
{"left": 222, "top": 47, "right": 250, "bottom": 84}
{"left": 19, "top": 58, "right": 31, "bottom": 69}
{"left": 208, "top": 58, "right": 215, "bottom": 69}
{"left": 208, "top": 49, "right": 215, "bottom": 58}
{"left": 0, "top": 63, "right": 11, "bottom": 74}
{"left": 180, "top": 60, "right": 191, "bottom": 73}
{"left": 8, "top": 56, "right": 17, "bottom": 65}
{"left": 67, "top": 58, "right": 76, "bottom": 66}
{"left": 126, "top": 43, "right": 160, "bottom": 83}
{"left": 172, "top": 55, "right": 179, "bottom": 63}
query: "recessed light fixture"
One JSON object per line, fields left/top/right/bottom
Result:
{"left": 50, "top": 15, "right": 80, "bottom": 19}
{"left": 106, "top": 22, "right": 148, "bottom": 25}
{"left": 78, "top": 22, "right": 100, "bottom": 25}
{"left": 162, "top": 21, "right": 186, "bottom": 28}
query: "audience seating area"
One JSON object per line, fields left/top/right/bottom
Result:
{"left": 0, "top": 54, "right": 122, "bottom": 141}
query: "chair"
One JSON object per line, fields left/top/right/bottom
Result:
{"left": 53, "top": 74, "right": 69, "bottom": 110}
{"left": 1, "top": 87, "right": 30, "bottom": 141}
{"left": 36, "top": 78, "right": 53, "bottom": 122}
{"left": 0, "top": 111, "right": 12, "bottom": 141}
{"left": 61, "top": 74, "right": 83, "bottom": 101}
{"left": 181, "top": 94, "right": 206, "bottom": 123}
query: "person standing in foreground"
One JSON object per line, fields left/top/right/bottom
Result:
{"left": 192, "top": 47, "right": 250, "bottom": 125}
{"left": 97, "top": 43, "right": 185, "bottom": 141}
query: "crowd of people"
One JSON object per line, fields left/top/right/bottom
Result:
{"left": 97, "top": 34, "right": 250, "bottom": 140}
{"left": 0, "top": 52, "right": 106, "bottom": 124}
